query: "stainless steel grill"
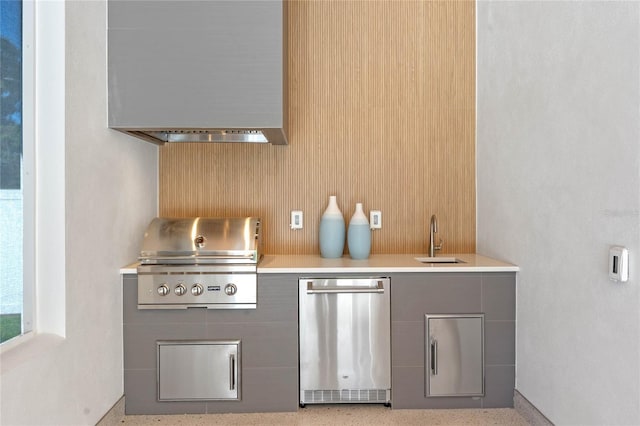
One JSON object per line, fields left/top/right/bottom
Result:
{"left": 137, "top": 217, "right": 262, "bottom": 309}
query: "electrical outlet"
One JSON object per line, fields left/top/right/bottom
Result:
{"left": 370, "top": 210, "right": 382, "bottom": 229}
{"left": 290, "top": 210, "right": 303, "bottom": 230}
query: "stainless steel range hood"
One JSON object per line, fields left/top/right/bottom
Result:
{"left": 107, "top": 0, "right": 288, "bottom": 145}
{"left": 126, "top": 129, "right": 280, "bottom": 145}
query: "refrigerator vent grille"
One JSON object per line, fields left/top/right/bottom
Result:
{"left": 303, "top": 389, "right": 389, "bottom": 404}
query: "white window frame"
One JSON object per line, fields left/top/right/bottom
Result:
{"left": 22, "top": 0, "right": 35, "bottom": 337}
{"left": 1, "top": 0, "right": 35, "bottom": 348}
{"left": 33, "top": 0, "right": 66, "bottom": 337}
{"left": 1, "top": 0, "right": 66, "bottom": 352}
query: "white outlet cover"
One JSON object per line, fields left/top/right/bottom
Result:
{"left": 290, "top": 210, "right": 303, "bottom": 229}
{"left": 370, "top": 210, "right": 382, "bottom": 229}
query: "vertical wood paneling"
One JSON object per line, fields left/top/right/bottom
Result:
{"left": 159, "top": 0, "right": 476, "bottom": 255}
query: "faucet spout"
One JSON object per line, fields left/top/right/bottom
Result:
{"left": 429, "top": 214, "right": 443, "bottom": 257}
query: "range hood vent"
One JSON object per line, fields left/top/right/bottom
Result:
{"left": 131, "top": 130, "right": 270, "bottom": 144}
{"left": 148, "top": 130, "right": 268, "bottom": 144}
{"left": 107, "top": 0, "right": 288, "bottom": 146}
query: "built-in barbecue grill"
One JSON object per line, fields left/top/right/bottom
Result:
{"left": 137, "top": 217, "right": 262, "bottom": 309}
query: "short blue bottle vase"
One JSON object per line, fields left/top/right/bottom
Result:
{"left": 348, "top": 224, "right": 371, "bottom": 259}
{"left": 319, "top": 196, "right": 345, "bottom": 258}
{"left": 347, "top": 203, "right": 371, "bottom": 260}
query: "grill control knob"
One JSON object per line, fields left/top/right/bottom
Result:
{"left": 157, "top": 284, "right": 170, "bottom": 296}
{"left": 191, "top": 283, "right": 204, "bottom": 296}
{"left": 174, "top": 284, "right": 186, "bottom": 296}
{"left": 224, "top": 283, "right": 237, "bottom": 296}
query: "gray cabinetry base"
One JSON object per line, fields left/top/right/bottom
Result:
{"left": 122, "top": 274, "right": 299, "bottom": 414}
{"left": 390, "top": 272, "right": 516, "bottom": 409}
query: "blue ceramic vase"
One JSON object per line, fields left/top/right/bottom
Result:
{"left": 347, "top": 202, "right": 371, "bottom": 259}
{"left": 319, "top": 195, "right": 345, "bottom": 258}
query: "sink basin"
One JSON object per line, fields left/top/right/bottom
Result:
{"left": 415, "top": 256, "right": 465, "bottom": 264}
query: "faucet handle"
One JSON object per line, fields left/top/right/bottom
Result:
{"left": 435, "top": 239, "right": 443, "bottom": 251}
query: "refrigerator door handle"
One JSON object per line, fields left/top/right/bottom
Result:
{"left": 306, "top": 280, "right": 385, "bottom": 294}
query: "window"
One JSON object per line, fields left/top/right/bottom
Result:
{"left": 1, "top": 0, "right": 33, "bottom": 344}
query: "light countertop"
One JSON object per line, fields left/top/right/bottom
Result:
{"left": 120, "top": 262, "right": 139, "bottom": 274}
{"left": 257, "top": 253, "right": 518, "bottom": 273}
{"left": 121, "top": 254, "right": 517, "bottom": 274}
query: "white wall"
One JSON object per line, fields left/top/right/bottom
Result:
{"left": 0, "top": 1, "right": 157, "bottom": 425}
{"left": 477, "top": 1, "right": 640, "bottom": 425}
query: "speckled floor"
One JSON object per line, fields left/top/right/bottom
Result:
{"left": 121, "top": 406, "right": 530, "bottom": 425}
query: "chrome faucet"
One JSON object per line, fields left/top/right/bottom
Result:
{"left": 429, "top": 214, "right": 443, "bottom": 257}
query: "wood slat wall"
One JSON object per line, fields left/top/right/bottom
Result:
{"left": 159, "top": 0, "right": 476, "bottom": 255}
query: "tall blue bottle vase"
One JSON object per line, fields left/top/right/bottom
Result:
{"left": 319, "top": 195, "right": 346, "bottom": 258}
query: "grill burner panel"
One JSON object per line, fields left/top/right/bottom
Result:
{"left": 137, "top": 272, "right": 257, "bottom": 310}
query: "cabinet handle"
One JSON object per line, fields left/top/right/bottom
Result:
{"left": 229, "top": 354, "right": 236, "bottom": 391}
{"left": 430, "top": 339, "right": 438, "bottom": 376}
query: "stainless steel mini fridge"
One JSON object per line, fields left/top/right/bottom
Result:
{"left": 299, "top": 277, "right": 391, "bottom": 406}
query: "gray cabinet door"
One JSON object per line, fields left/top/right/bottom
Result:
{"left": 157, "top": 340, "right": 240, "bottom": 401}
{"left": 425, "top": 315, "right": 484, "bottom": 397}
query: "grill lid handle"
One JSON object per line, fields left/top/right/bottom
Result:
{"left": 194, "top": 235, "right": 206, "bottom": 248}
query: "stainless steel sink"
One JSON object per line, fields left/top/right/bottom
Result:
{"left": 415, "top": 256, "right": 465, "bottom": 264}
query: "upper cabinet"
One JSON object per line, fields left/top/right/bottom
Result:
{"left": 107, "top": 0, "right": 288, "bottom": 145}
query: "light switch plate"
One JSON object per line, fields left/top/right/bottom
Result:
{"left": 609, "top": 246, "right": 629, "bottom": 282}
